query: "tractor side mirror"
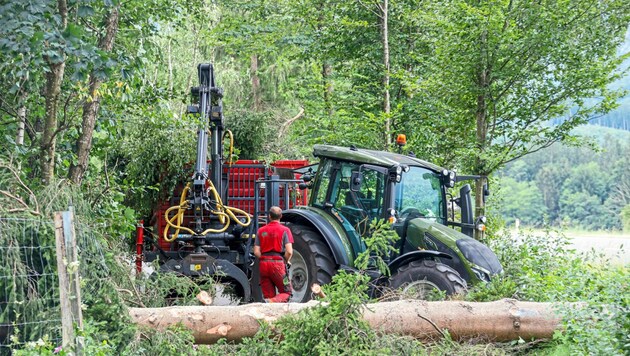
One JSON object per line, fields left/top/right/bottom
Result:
{"left": 459, "top": 184, "right": 474, "bottom": 238}
{"left": 350, "top": 171, "right": 363, "bottom": 192}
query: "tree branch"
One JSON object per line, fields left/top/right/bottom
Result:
{"left": 0, "top": 163, "right": 41, "bottom": 216}
{"left": 357, "top": 0, "right": 382, "bottom": 18}
{"left": 279, "top": 107, "right": 305, "bottom": 138}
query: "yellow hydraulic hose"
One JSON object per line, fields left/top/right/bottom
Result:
{"left": 164, "top": 183, "right": 195, "bottom": 241}
{"left": 222, "top": 130, "right": 234, "bottom": 167}
{"left": 200, "top": 179, "right": 251, "bottom": 234}
{"left": 163, "top": 179, "right": 252, "bottom": 240}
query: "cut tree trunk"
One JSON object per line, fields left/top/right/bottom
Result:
{"left": 129, "top": 299, "right": 563, "bottom": 344}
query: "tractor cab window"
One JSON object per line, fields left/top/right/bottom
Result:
{"left": 395, "top": 167, "right": 444, "bottom": 223}
{"left": 331, "top": 162, "right": 385, "bottom": 234}
{"left": 312, "top": 159, "right": 334, "bottom": 208}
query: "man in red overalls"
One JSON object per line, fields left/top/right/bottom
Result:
{"left": 254, "top": 206, "right": 293, "bottom": 303}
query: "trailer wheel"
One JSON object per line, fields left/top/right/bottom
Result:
{"left": 287, "top": 224, "right": 336, "bottom": 302}
{"left": 389, "top": 259, "right": 466, "bottom": 300}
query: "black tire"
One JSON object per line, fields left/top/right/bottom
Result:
{"left": 287, "top": 223, "right": 336, "bottom": 302}
{"left": 389, "top": 259, "right": 466, "bottom": 300}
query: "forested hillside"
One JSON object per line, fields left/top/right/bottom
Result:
{"left": 495, "top": 125, "right": 630, "bottom": 230}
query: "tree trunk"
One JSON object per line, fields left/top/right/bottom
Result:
{"left": 68, "top": 5, "right": 120, "bottom": 184}
{"left": 129, "top": 299, "right": 563, "bottom": 344}
{"left": 251, "top": 54, "right": 262, "bottom": 111}
{"left": 167, "top": 37, "right": 173, "bottom": 94}
{"left": 41, "top": 62, "right": 65, "bottom": 183}
{"left": 16, "top": 92, "right": 27, "bottom": 146}
{"left": 474, "top": 30, "right": 490, "bottom": 240}
{"left": 40, "top": 0, "right": 68, "bottom": 184}
{"left": 381, "top": 0, "right": 391, "bottom": 149}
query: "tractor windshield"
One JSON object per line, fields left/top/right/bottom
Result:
{"left": 395, "top": 167, "right": 444, "bottom": 223}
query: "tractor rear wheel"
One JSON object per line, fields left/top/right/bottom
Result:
{"left": 287, "top": 224, "right": 336, "bottom": 302}
{"left": 389, "top": 259, "right": 466, "bottom": 300}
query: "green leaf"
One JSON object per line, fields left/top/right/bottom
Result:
{"left": 78, "top": 6, "right": 94, "bottom": 17}
{"left": 63, "top": 23, "right": 83, "bottom": 39}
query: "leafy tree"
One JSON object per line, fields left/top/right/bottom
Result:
{"left": 562, "top": 163, "right": 609, "bottom": 204}
{"left": 559, "top": 191, "right": 607, "bottom": 230}
{"left": 0, "top": 0, "right": 199, "bottom": 186}
{"left": 535, "top": 164, "right": 568, "bottom": 224}
{"left": 497, "top": 177, "right": 547, "bottom": 227}
{"left": 415, "top": 0, "right": 630, "bottom": 223}
{"left": 68, "top": 3, "right": 121, "bottom": 184}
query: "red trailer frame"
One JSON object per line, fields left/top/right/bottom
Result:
{"left": 145, "top": 159, "right": 310, "bottom": 253}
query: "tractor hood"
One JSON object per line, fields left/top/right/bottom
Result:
{"left": 401, "top": 217, "right": 503, "bottom": 281}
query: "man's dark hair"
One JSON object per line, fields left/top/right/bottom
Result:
{"left": 269, "top": 206, "right": 282, "bottom": 221}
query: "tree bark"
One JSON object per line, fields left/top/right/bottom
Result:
{"left": 68, "top": 5, "right": 120, "bottom": 184}
{"left": 474, "top": 29, "right": 490, "bottom": 240}
{"left": 380, "top": 0, "right": 391, "bottom": 149}
{"left": 41, "top": 0, "right": 68, "bottom": 184}
{"left": 129, "top": 299, "right": 563, "bottom": 344}
{"left": 167, "top": 37, "right": 173, "bottom": 94}
{"left": 16, "top": 92, "right": 27, "bottom": 146}
{"left": 251, "top": 54, "right": 262, "bottom": 111}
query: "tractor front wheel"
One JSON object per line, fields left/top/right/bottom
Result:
{"left": 287, "top": 224, "right": 336, "bottom": 302}
{"left": 389, "top": 259, "right": 466, "bottom": 300}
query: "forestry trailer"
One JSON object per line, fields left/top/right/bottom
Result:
{"left": 137, "top": 63, "right": 503, "bottom": 304}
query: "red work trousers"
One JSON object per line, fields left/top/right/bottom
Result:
{"left": 259, "top": 259, "right": 291, "bottom": 303}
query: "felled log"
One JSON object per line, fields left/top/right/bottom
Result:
{"left": 128, "top": 299, "right": 563, "bottom": 344}
{"left": 311, "top": 283, "right": 326, "bottom": 299}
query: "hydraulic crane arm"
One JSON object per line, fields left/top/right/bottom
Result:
{"left": 163, "top": 64, "right": 250, "bottom": 243}
{"left": 188, "top": 64, "right": 225, "bottom": 233}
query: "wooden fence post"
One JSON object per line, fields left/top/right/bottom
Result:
{"left": 55, "top": 207, "right": 84, "bottom": 354}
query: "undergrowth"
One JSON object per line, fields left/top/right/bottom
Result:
{"left": 468, "top": 228, "right": 629, "bottom": 355}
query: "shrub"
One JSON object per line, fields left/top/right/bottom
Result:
{"left": 468, "top": 228, "right": 629, "bottom": 355}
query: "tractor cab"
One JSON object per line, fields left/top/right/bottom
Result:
{"left": 292, "top": 145, "right": 503, "bottom": 287}
{"left": 307, "top": 145, "right": 452, "bottom": 236}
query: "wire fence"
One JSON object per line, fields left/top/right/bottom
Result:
{"left": 0, "top": 212, "right": 117, "bottom": 355}
{"left": 0, "top": 217, "right": 62, "bottom": 354}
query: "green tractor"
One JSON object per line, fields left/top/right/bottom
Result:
{"left": 142, "top": 63, "right": 500, "bottom": 304}
{"left": 281, "top": 144, "right": 503, "bottom": 302}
